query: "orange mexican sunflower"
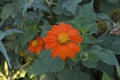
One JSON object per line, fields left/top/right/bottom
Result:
{"left": 43, "top": 22, "right": 82, "bottom": 60}
{"left": 28, "top": 36, "right": 44, "bottom": 53}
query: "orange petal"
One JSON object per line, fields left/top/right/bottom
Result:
{"left": 58, "top": 22, "right": 68, "bottom": 33}
{"left": 44, "top": 35, "right": 57, "bottom": 40}
{"left": 31, "top": 48, "right": 37, "bottom": 53}
{"left": 44, "top": 39, "right": 57, "bottom": 43}
{"left": 30, "top": 45, "right": 41, "bottom": 53}
{"left": 52, "top": 25, "right": 61, "bottom": 35}
{"left": 43, "top": 35, "right": 57, "bottom": 43}
{"left": 67, "top": 48, "right": 75, "bottom": 59}
{"left": 36, "top": 36, "right": 42, "bottom": 40}
{"left": 70, "top": 36, "right": 82, "bottom": 43}
{"left": 45, "top": 42, "right": 58, "bottom": 50}
{"left": 59, "top": 45, "right": 68, "bottom": 60}
{"left": 38, "top": 41, "right": 44, "bottom": 46}
{"left": 51, "top": 44, "right": 60, "bottom": 58}
{"left": 67, "top": 42, "right": 80, "bottom": 53}
{"left": 66, "top": 24, "right": 72, "bottom": 31}
{"left": 47, "top": 31, "right": 57, "bottom": 35}
{"left": 67, "top": 29, "right": 79, "bottom": 36}
{"left": 34, "top": 48, "right": 40, "bottom": 53}
{"left": 28, "top": 44, "right": 34, "bottom": 53}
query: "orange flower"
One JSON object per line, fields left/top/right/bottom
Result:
{"left": 43, "top": 22, "right": 82, "bottom": 60}
{"left": 28, "top": 36, "right": 44, "bottom": 53}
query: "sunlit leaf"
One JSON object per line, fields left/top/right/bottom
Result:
{"left": 116, "top": 66, "right": 120, "bottom": 77}
{"left": 102, "top": 72, "right": 113, "bottom": 80}
{"left": 40, "top": 73, "right": 56, "bottom": 80}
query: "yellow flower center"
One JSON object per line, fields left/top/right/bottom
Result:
{"left": 57, "top": 33, "right": 69, "bottom": 44}
{"left": 32, "top": 40, "right": 39, "bottom": 47}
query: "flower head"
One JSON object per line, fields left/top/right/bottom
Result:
{"left": 28, "top": 36, "right": 44, "bottom": 53}
{"left": 19, "top": 50, "right": 27, "bottom": 57}
{"left": 43, "top": 22, "right": 82, "bottom": 60}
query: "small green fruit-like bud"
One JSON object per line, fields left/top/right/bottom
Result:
{"left": 80, "top": 53, "right": 89, "bottom": 61}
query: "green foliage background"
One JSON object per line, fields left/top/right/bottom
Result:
{"left": 0, "top": 0, "right": 120, "bottom": 80}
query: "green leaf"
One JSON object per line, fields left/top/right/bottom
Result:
{"left": 22, "top": 2, "right": 31, "bottom": 16}
{"left": 66, "top": 20, "right": 82, "bottom": 30}
{"left": 82, "top": 35, "right": 99, "bottom": 44}
{"left": 0, "top": 4, "right": 15, "bottom": 19}
{"left": 12, "top": 24, "right": 39, "bottom": 49}
{"left": 107, "top": 0, "right": 119, "bottom": 4}
{"left": 77, "top": 0, "right": 96, "bottom": 26}
{"left": 62, "top": 0, "right": 82, "bottom": 14}
{"left": 90, "top": 45, "right": 118, "bottom": 65}
{"left": 52, "top": 0, "right": 64, "bottom": 15}
{"left": 116, "top": 66, "right": 120, "bottom": 77}
{"left": 0, "top": 41, "right": 12, "bottom": 68}
{"left": 0, "top": 29, "right": 23, "bottom": 40}
{"left": 98, "top": 34, "right": 120, "bottom": 54}
{"left": 82, "top": 60, "right": 97, "bottom": 68}
{"left": 97, "top": 13, "right": 110, "bottom": 21}
{"left": 9, "top": 52, "right": 21, "bottom": 69}
{"left": 30, "top": 50, "right": 65, "bottom": 75}
{"left": 40, "top": 73, "right": 56, "bottom": 80}
{"left": 66, "top": 59, "right": 78, "bottom": 67}
{"left": 96, "top": 61, "right": 114, "bottom": 77}
{"left": 58, "top": 68, "right": 90, "bottom": 80}
{"left": 102, "top": 72, "right": 113, "bottom": 80}
{"left": 41, "top": 21, "right": 51, "bottom": 37}
{"left": 81, "top": 48, "right": 100, "bottom": 68}
{"left": 52, "top": 0, "right": 73, "bottom": 16}
{"left": 94, "top": 49, "right": 119, "bottom": 65}
{"left": 100, "top": 1, "right": 120, "bottom": 13}
{"left": 0, "top": 19, "right": 5, "bottom": 28}
{"left": 81, "top": 23, "right": 98, "bottom": 34}
{"left": 111, "top": 40, "right": 120, "bottom": 54}
{"left": 31, "top": 0, "right": 50, "bottom": 12}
